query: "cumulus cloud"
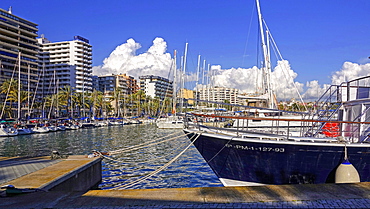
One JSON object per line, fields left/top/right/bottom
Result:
{"left": 93, "top": 37, "right": 173, "bottom": 79}
{"left": 331, "top": 62, "right": 370, "bottom": 85}
{"left": 203, "top": 60, "right": 370, "bottom": 101}
{"left": 207, "top": 60, "right": 304, "bottom": 100}
{"left": 92, "top": 37, "right": 370, "bottom": 102}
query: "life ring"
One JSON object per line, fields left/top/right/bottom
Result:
{"left": 323, "top": 122, "right": 340, "bottom": 137}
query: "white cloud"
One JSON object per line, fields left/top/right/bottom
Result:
{"left": 205, "top": 61, "right": 370, "bottom": 101}
{"left": 208, "top": 60, "right": 304, "bottom": 100}
{"left": 92, "top": 37, "right": 173, "bottom": 79}
{"left": 92, "top": 37, "right": 370, "bottom": 102}
{"left": 331, "top": 62, "right": 370, "bottom": 85}
{"left": 302, "top": 80, "right": 327, "bottom": 100}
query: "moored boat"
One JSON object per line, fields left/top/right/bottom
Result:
{"left": 0, "top": 124, "right": 18, "bottom": 137}
{"left": 184, "top": 76, "right": 370, "bottom": 185}
{"left": 17, "top": 127, "right": 33, "bottom": 135}
{"left": 31, "top": 125, "right": 49, "bottom": 133}
{"left": 184, "top": 0, "right": 370, "bottom": 186}
{"left": 156, "top": 115, "right": 184, "bottom": 129}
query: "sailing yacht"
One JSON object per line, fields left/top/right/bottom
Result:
{"left": 184, "top": 0, "right": 370, "bottom": 186}
{"left": 156, "top": 115, "right": 184, "bottom": 129}
{"left": 156, "top": 50, "right": 184, "bottom": 129}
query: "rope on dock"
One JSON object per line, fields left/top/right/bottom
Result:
{"left": 110, "top": 131, "right": 203, "bottom": 190}
{"left": 168, "top": 135, "right": 236, "bottom": 188}
{"left": 103, "top": 141, "right": 189, "bottom": 166}
{"left": 108, "top": 131, "right": 186, "bottom": 155}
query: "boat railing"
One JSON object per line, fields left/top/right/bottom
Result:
{"left": 305, "top": 76, "right": 370, "bottom": 140}
{"left": 185, "top": 112, "right": 370, "bottom": 143}
{"left": 311, "top": 85, "right": 342, "bottom": 119}
{"left": 346, "top": 105, "right": 370, "bottom": 143}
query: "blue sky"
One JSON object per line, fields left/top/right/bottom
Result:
{"left": 2, "top": 0, "right": 370, "bottom": 92}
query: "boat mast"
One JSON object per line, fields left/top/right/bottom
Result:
{"left": 27, "top": 63, "right": 30, "bottom": 118}
{"left": 172, "top": 50, "right": 177, "bottom": 115}
{"left": 195, "top": 54, "right": 201, "bottom": 108}
{"left": 256, "top": 0, "right": 275, "bottom": 109}
{"left": 18, "top": 52, "right": 21, "bottom": 120}
{"left": 180, "top": 42, "right": 188, "bottom": 113}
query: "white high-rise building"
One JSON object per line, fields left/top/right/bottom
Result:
{"left": 37, "top": 35, "right": 93, "bottom": 95}
{"left": 198, "top": 86, "right": 240, "bottom": 105}
{"left": 139, "top": 75, "right": 173, "bottom": 100}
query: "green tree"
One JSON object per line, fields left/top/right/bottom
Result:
{"left": 58, "top": 86, "right": 75, "bottom": 118}
{"left": 132, "top": 90, "right": 145, "bottom": 116}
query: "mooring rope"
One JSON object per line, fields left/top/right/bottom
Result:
{"left": 101, "top": 140, "right": 189, "bottom": 166}
{"left": 108, "top": 131, "right": 188, "bottom": 155}
{"left": 110, "top": 131, "right": 202, "bottom": 190}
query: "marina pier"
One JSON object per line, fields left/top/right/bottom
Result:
{"left": 1, "top": 155, "right": 370, "bottom": 208}
{"left": 0, "top": 155, "right": 102, "bottom": 192}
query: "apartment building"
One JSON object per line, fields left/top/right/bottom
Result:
{"left": 179, "top": 88, "right": 195, "bottom": 105}
{"left": 98, "top": 73, "right": 138, "bottom": 95}
{"left": 37, "top": 35, "right": 93, "bottom": 95}
{"left": 198, "top": 86, "right": 240, "bottom": 105}
{"left": 139, "top": 75, "right": 173, "bottom": 100}
{"left": 0, "top": 8, "right": 39, "bottom": 93}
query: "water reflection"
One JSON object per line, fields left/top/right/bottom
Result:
{"left": 0, "top": 124, "right": 222, "bottom": 189}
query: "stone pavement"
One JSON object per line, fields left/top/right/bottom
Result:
{"left": 2, "top": 182, "right": 370, "bottom": 208}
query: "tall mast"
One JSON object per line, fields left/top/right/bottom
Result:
{"left": 56, "top": 79, "right": 59, "bottom": 118}
{"left": 207, "top": 64, "right": 210, "bottom": 102}
{"left": 256, "top": 0, "right": 274, "bottom": 109}
{"left": 27, "top": 63, "right": 30, "bottom": 118}
{"left": 172, "top": 50, "right": 177, "bottom": 114}
{"left": 202, "top": 59, "right": 206, "bottom": 85}
{"left": 195, "top": 54, "right": 201, "bottom": 108}
{"left": 18, "top": 52, "right": 21, "bottom": 120}
{"left": 180, "top": 42, "right": 188, "bottom": 113}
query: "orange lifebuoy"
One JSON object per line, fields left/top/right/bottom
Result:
{"left": 322, "top": 122, "right": 340, "bottom": 137}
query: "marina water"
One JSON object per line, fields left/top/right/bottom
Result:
{"left": 0, "top": 123, "right": 222, "bottom": 189}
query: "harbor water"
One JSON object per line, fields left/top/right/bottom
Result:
{"left": 0, "top": 123, "right": 222, "bottom": 189}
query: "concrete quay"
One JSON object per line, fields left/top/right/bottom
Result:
{"left": 2, "top": 182, "right": 370, "bottom": 208}
{"left": 2, "top": 156, "right": 370, "bottom": 208}
{"left": 0, "top": 155, "right": 102, "bottom": 192}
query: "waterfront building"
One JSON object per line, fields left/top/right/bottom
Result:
{"left": 91, "top": 75, "right": 99, "bottom": 91}
{"left": 98, "top": 73, "right": 138, "bottom": 96}
{"left": 139, "top": 75, "right": 173, "bottom": 100}
{"left": 0, "top": 7, "right": 39, "bottom": 97}
{"left": 37, "top": 35, "right": 93, "bottom": 95}
{"left": 198, "top": 86, "right": 240, "bottom": 105}
{"left": 97, "top": 73, "right": 139, "bottom": 116}
{"left": 179, "top": 88, "right": 195, "bottom": 106}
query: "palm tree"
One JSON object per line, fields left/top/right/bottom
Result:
{"left": 163, "top": 97, "right": 172, "bottom": 114}
{"left": 9, "top": 90, "right": 31, "bottom": 119}
{"left": 43, "top": 94, "right": 54, "bottom": 118}
{"left": 0, "top": 79, "right": 18, "bottom": 95}
{"left": 0, "top": 104, "right": 12, "bottom": 119}
{"left": 89, "top": 89, "right": 103, "bottom": 118}
{"left": 0, "top": 79, "right": 18, "bottom": 118}
{"left": 58, "top": 86, "right": 75, "bottom": 118}
{"left": 110, "top": 87, "right": 123, "bottom": 117}
{"left": 132, "top": 90, "right": 145, "bottom": 117}
{"left": 151, "top": 97, "right": 160, "bottom": 117}
{"left": 73, "top": 92, "right": 85, "bottom": 117}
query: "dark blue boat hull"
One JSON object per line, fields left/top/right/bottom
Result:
{"left": 184, "top": 130, "right": 370, "bottom": 185}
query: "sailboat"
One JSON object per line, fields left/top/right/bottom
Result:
{"left": 156, "top": 50, "right": 184, "bottom": 129}
{"left": 183, "top": 0, "right": 370, "bottom": 186}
